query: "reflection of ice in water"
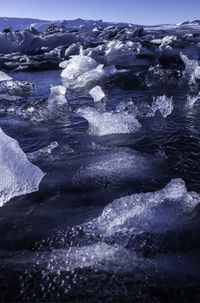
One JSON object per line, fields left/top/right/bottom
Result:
{"left": 147, "top": 95, "right": 174, "bottom": 118}
{"left": 0, "top": 128, "right": 45, "bottom": 206}
{"left": 73, "top": 147, "right": 161, "bottom": 188}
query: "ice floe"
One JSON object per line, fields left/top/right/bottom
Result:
{"left": 76, "top": 107, "right": 141, "bottom": 136}
{"left": 93, "top": 178, "right": 199, "bottom": 237}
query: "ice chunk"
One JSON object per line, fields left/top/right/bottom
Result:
{"left": 180, "top": 53, "right": 200, "bottom": 84}
{"left": 0, "top": 128, "right": 45, "bottom": 206}
{"left": 0, "top": 71, "right": 12, "bottom": 82}
{"left": 151, "top": 36, "right": 177, "bottom": 49}
{"left": 76, "top": 107, "right": 141, "bottom": 136}
{"left": 147, "top": 95, "right": 174, "bottom": 118}
{"left": 89, "top": 86, "right": 105, "bottom": 102}
{"left": 104, "top": 40, "right": 140, "bottom": 66}
{"left": 47, "top": 85, "right": 67, "bottom": 109}
{"left": 94, "top": 179, "right": 199, "bottom": 236}
{"left": 61, "top": 55, "right": 98, "bottom": 80}
{"left": 61, "top": 55, "right": 116, "bottom": 89}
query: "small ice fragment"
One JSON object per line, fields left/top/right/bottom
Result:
{"left": 89, "top": 86, "right": 105, "bottom": 102}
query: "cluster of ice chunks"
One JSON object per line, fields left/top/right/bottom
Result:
{"left": 0, "top": 70, "right": 33, "bottom": 101}
{"left": 92, "top": 178, "right": 199, "bottom": 237}
{"left": 60, "top": 55, "right": 116, "bottom": 89}
{"left": 0, "top": 128, "right": 45, "bottom": 206}
{"left": 147, "top": 95, "right": 174, "bottom": 118}
{"left": 103, "top": 40, "right": 141, "bottom": 66}
{"left": 76, "top": 106, "right": 141, "bottom": 136}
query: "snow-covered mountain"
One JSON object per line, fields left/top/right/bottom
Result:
{"left": 0, "top": 17, "right": 135, "bottom": 32}
{"left": 0, "top": 17, "right": 48, "bottom": 31}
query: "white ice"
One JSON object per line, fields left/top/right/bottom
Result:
{"left": 61, "top": 55, "right": 98, "bottom": 80}
{"left": 76, "top": 107, "right": 141, "bottom": 136}
{"left": 61, "top": 55, "right": 116, "bottom": 89}
{"left": 89, "top": 86, "right": 105, "bottom": 102}
{"left": 147, "top": 95, "right": 174, "bottom": 118}
{"left": 0, "top": 128, "right": 45, "bottom": 206}
{"left": 151, "top": 35, "right": 177, "bottom": 49}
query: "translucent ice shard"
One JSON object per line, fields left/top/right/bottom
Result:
{"left": 147, "top": 95, "right": 174, "bottom": 118}
{"left": 89, "top": 86, "right": 105, "bottom": 102}
{"left": 76, "top": 107, "right": 141, "bottom": 136}
{"left": 0, "top": 71, "right": 12, "bottom": 82}
{"left": 0, "top": 128, "right": 45, "bottom": 206}
{"left": 186, "top": 92, "right": 200, "bottom": 107}
{"left": 47, "top": 85, "right": 67, "bottom": 109}
{"left": 180, "top": 53, "right": 200, "bottom": 84}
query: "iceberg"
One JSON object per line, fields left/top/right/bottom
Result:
{"left": 76, "top": 107, "right": 141, "bottom": 136}
{"left": 147, "top": 95, "right": 174, "bottom": 118}
{"left": 89, "top": 86, "right": 105, "bottom": 102}
{"left": 0, "top": 128, "right": 45, "bottom": 206}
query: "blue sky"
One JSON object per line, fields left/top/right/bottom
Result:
{"left": 1, "top": 0, "right": 200, "bottom": 25}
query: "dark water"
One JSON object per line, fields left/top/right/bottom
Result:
{"left": 0, "top": 70, "right": 200, "bottom": 302}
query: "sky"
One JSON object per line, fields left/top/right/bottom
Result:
{"left": 1, "top": 0, "right": 200, "bottom": 25}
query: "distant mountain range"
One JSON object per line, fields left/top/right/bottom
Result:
{"left": 0, "top": 17, "right": 137, "bottom": 32}
{"left": 0, "top": 17, "right": 199, "bottom": 33}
